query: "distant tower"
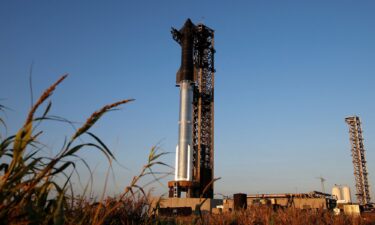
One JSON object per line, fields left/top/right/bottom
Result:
{"left": 316, "top": 175, "right": 326, "bottom": 193}
{"left": 345, "top": 116, "right": 371, "bottom": 205}
{"left": 168, "top": 19, "right": 215, "bottom": 198}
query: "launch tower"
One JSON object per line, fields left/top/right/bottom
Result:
{"left": 168, "top": 19, "right": 215, "bottom": 198}
{"left": 345, "top": 116, "right": 371, "bottom": 205}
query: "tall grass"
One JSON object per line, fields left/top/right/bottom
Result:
{"left": 0, "top": 74, "right": 168, "bottom": 224}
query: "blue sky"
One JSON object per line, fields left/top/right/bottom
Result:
{"left": 1, "top": 0, "right": 375, "bottom": 200}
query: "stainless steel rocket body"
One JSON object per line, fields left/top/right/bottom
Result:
{"left": 172, "top": 19, "right": 196, "bottom": 182}
{"left": 175, "top": 81, "right": 193, "bottom": 181}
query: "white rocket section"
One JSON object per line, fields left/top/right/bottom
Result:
{"left": 175, "top": 80, "right": 194, "bottom": 181}
{"left": 175, "top": 146, "right": 179, "bottom": 181}
{"left": 187, "top": 145, "right": 191, "bottom": 181}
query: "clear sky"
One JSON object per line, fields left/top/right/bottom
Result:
{"left": 1, "top": 0, "right": 375, "bottom": 200}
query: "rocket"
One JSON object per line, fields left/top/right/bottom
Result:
{"left": 172, "top": 19, "right": 196, "bottom": 181}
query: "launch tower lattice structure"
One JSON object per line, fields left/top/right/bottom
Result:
{"left": 345, "top": 116, "right": 371, "bottom": 205}
{"left": 168, "top": 19, "right": 215, "bottom": 198}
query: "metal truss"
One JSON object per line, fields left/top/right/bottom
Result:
{"left": 345, "top": 116, "right": 371, "bottom": 205}
{"left": 192, "top": 23, "right": 215, "bottom": 198}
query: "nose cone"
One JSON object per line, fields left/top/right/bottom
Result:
{"left": 180, "top": 18, "right": 195, "bottom": 35}
{"left": 184, "top": 18, "right": 193, "bottom": 28}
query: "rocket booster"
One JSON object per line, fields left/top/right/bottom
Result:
{"left": 172, "top": 19, "right": 195, "bottom": 181}
{"left": 175, "top": 81, "right": 193, "bottom": 181}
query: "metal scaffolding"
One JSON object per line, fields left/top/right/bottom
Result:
{"left": 192, "top": 23, "right": 215, "bottom": 198}
{"left": 345, "top": 116, "right": 371, "bottom": 205}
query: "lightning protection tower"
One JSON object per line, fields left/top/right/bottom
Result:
{"left": 345, "top": 116, "right": 371, "bottom": 205}
{"left": 168, "top": 19, "right": 215, "bottom": 198}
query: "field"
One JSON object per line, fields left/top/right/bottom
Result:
{"left": 158, "top": 207, "right": 375, "bottom": 225}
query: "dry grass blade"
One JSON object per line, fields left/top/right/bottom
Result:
{"left": 8, "top": 75, "right": 68, "bottom": 174}
{"left": 0, "top": 104, "right": 7, "bottom": 135}
{"left": 200, "top": 177, "right": 221, "bottom": 200}
{"left": 185, "top": 177, "right": 222, "bottom": 224}
{"left": 26, "top": 74, "right": 68, "bottom": 125}
{"left": 71, "top": 99, "right": 135, "bottom": 140}
{"left": 94, "top": 146, "right": 170, "bottom": 225}
{"left": 92, "top": 159, "right": 113, "bottom": 224}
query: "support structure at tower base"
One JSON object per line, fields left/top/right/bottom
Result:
{"left": 167, "top": 181, "right": 200, "bottom": 198}
{"left": 151, "top": 197, "right": 223, "bottom": 215}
